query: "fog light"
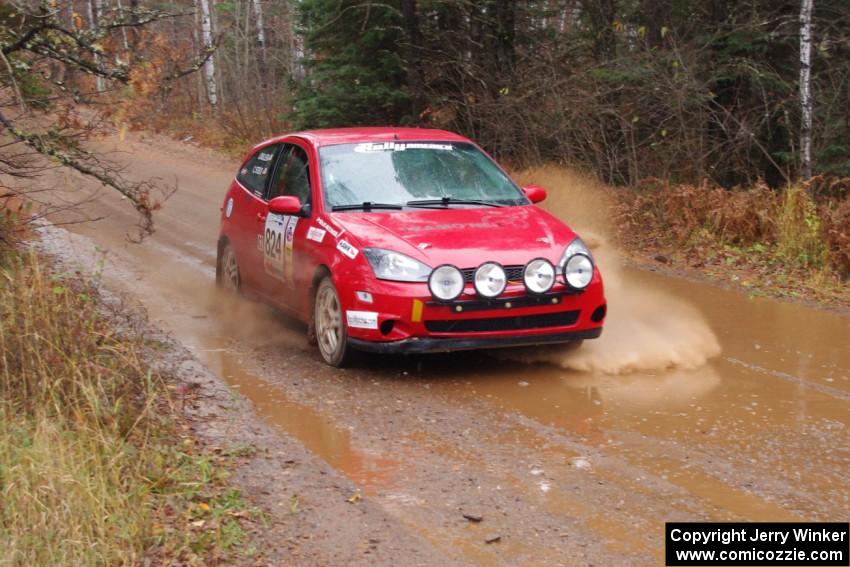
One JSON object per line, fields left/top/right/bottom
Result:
{"left": 428, "top": 264, "right": 464, "bottom": 301}
{"left": 523, "top": 258, "right": 556, "bottom": 294}
{"left": 356, "top": 291, "right": 373, "bottom": 303}
{"left": 473, "top": 262, "right": 507, "bottom": 298}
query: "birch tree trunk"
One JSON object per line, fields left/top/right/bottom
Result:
{"left": 799, "top": 0, "right": 814, "bottom": 181}
{"left": 87, "top": 0, "right": 105, "bottom": 92}
{"left": 251, "top": 0, "right": 267, "bottom": 62}
{"left": 197, "top": 0, "right": 219, "bottom": 108}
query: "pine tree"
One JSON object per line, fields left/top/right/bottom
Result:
{"left": 290, "top": 0, "right": 411, "bottom": 129}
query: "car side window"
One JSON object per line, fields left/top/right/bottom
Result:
{"left": 267, "top": 144, "right": 312, "bottom": 206}
{"left": 237, "top": 145, "right": 279, "bottom": 197}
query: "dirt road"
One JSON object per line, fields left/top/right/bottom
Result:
{"left": 38, "top": 131, "right": 850, "bottom": 565}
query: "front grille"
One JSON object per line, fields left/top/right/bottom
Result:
{"left": 424, "top": 310, "right": 579, "bottom": 333}
{"left": 461, "top": 265, "right": 524, "bottom": 283}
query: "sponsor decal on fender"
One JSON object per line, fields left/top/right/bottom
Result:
{"left": 316, "top": 217, "right": 343, "bottom": 239}
{"left": 336, "top": 239, "right": 358, "bottom": 259}
{"left": 306, "top": 226, "right": 326, "bottom": 243}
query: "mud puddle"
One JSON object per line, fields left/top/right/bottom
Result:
{"left": 405, "top": 266, "right": 850, "bottom": 520}
{"left": 201, "top": 342, "right": 402, "bottom": 495}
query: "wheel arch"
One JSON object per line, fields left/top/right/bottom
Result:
{"left": 306, "top": 264, "right": 332, "bottom": 344}
{"left": 309, "top": 264, "right": 332, "bottom": 314}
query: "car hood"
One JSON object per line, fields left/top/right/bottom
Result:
{"left": 328, "top": 205, "right": 577, "bottom": 268}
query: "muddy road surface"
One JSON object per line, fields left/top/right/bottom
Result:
{"left": 38, "top": 132, "right": 850, "bottom": 565}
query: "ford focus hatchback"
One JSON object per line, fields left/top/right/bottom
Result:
{"left": 217, "top": 128, "right": 606, "bottom": 366}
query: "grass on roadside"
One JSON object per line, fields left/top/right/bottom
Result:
{"left": 0, "top": 241, "right": 258, "bottom": 565}
{"left": 614, "top": 176, "right": 850, "bottom": 305}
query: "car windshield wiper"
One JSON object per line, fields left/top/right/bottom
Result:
{"left": 331, "top": 202, "right": 404, "bottom": 212}
{"left": 406, "top": 197, "right": 504, "bottom": 208}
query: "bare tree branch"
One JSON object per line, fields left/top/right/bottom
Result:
{"left": 0, "top": 108, "right": 173, "bottom": 240}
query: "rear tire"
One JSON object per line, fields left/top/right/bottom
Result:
{"left": 217, "top": 241, "right": 240, "bottom": 293}
{"left": 314, "top": 277, "right": 353, "bottom": 367}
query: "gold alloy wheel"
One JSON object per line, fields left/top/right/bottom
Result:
{"left": 315, "top": 277, "right": 349, "bottom": 366}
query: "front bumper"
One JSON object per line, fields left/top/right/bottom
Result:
{"left": 349, "top": 326, "right": 602, "bottom": 354}
{"left": 336, "top": 269, "right": 606, "bottom": 354}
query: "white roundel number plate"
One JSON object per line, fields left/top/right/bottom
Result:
{"left": 264, "top": 214, "right": 298, "bottom": 283}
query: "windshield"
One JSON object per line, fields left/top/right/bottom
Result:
{"left": 319, "top": 142, "right": 527, "bottom": 210}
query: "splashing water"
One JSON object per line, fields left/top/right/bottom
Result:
{"left": 508, "top": 165, "right": 721, "bottom": 374}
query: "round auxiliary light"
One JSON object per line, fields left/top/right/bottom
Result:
{"left": 564, "top": 253, "right": 594, "bottom": 290}
{"left": 428, "top": 264, "right": 464, "bottom": 301}
{"left": 523, "top": 258, "right": 556, "bottom": 294}
{"left": 473, "top": 262, "right": 507, "bottom": 298}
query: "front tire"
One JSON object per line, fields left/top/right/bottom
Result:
{"left": 314, "top": 277, "right": 353, "bottom": 367}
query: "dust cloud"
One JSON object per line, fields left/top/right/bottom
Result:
{"left": 202, "top": 286, "right": 308, "bottom": 351}
{"left": 509, "top": 166, "right": 721, "bottom": 374}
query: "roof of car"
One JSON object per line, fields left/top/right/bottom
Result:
{"left": 279, "top": 127, "right": 471, "bottom": 147}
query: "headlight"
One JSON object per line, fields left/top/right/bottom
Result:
{"left": 564, "top": 253, "right": 594, "bottom": 289}
{"left": 473, "top": 262, "right": 507, "bottom": 298}
{"left": 523, "top": 258, "right": 556, "bottom": 294}
{"left": 428, "top": 264, "right": 464, "bottom": 301}
{"left": 363, "top": 248, "right": 431, "bottom": 282}
{"left": 558, "top": 237, "right": 593, "bottom": 270}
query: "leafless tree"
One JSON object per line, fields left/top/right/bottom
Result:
{"left": 0, "top": 0, "right": 216, "bottom": 239}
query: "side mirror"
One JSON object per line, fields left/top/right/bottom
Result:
{"left": 522, "top": 184, "right": 547, "bottom": 204}
{"left": 268, "top": 195, "right": 304, "bottom": 216}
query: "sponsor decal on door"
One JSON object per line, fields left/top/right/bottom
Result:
{"left": 264, "top": 214, "right": 298, "bottom": 282}
{"left": 284, "top": 217, "right": 297, "bottom": 284}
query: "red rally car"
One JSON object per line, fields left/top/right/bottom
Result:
{"left": 216, "top": 127, "right": 606, "bottom": 366}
